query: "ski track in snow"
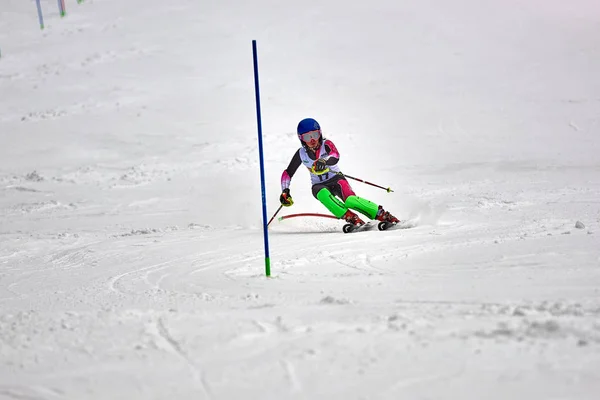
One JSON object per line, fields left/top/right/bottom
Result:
{"left": 154, "top": 316, "right": 212, "bottom": 399}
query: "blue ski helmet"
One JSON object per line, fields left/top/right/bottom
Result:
{"left": 297, "top": 118, "right": 322, "bottom": 150}
{"left": 297, "top": 118, "right": 320, "bottom": 135}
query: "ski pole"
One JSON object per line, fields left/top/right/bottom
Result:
{"left": 267, "top": 204, "right": 284, "bottom": 227}
{"left": 36, "top": 0, "right": 44, "bottom": 29}
{"left": 335, "top": 172, "right": 393, "bottom": 193}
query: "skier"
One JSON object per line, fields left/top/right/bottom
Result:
{"left": 279, "top": 117, "right": 399, "bottom": 227}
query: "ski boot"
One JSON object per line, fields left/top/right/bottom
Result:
{"left": 342, "top": 210, "right": 365, "bottom": 233}
{"left": 375, "top": 206, "right": 400, "bottom": 230}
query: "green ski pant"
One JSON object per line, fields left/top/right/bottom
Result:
{"left": 316, "top": 188, "right": 379, "bottom": 220}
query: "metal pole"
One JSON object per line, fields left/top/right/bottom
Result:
{"left": 267, "top": 205, "right": 283, "bottom": 227}
{"left": 336, "top": 172, "right": 393, "bottom": 192}
{"left": 252, "top": 40, "right": 271, "bottom": 277}
{"left": 58, "top": 0, "right": 66, "bottom": 17}
{"left": 36, "top": 0, "right": 45, "bottom": 29}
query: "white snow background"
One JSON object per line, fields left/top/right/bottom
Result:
{"left": 1, "top": 0, "right": 600, "bottom": 399}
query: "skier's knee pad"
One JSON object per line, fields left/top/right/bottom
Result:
{"left": 316, "top": 188, "right": 331, "bottom": 202}
{"left": 344, "top": 195, "right": 379, "bottom": 219}
{"left": 316, "top": 188, "right": 347, "bottom": 218}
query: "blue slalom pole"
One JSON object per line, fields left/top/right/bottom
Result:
{"left": 252, "top": 40, "right": 271, "bottom": 277}
{"left": 36, "top": 0, "right": 44, "bottom": 29}
{"left": 58, "top": 0, "right": 66, "bottom": 17}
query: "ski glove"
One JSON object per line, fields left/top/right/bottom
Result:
{"left": 280, "top": 188, "right": 294, "bottom": 207}
{"left": 311, "top": 158, "right": 330, "bottom": 175}
{"left": 314, "top": 158, "right": 327, "bottom": 172}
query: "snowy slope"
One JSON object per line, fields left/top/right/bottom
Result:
{"left": 1, "top": 0, "right": 600, "bottom": 399}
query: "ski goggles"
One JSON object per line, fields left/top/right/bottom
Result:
{"left": 300, "top": 130, "right": 321, "bottom": 142}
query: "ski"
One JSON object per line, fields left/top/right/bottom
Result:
{"left": 342, "top": 221, "right": 375, "bottom": 234}
{"left": 377, "top": 220, "right": 416, "bottom": 231}
{"left": 378, "top": 221, "right": 393, "bottom": 231}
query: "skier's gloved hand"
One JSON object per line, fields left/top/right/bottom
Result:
{"left": 280, "top": 188, "right": 293, "bottom": 207}
{"left": 311, "top": 158, "right": 329, "bottom": 175}
{"left": 314, "top": 158, "right": 327, "bottom": 172}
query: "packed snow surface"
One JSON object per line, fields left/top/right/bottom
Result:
{"left": 1, "top": 0, "right": 600, "bottom": 399}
